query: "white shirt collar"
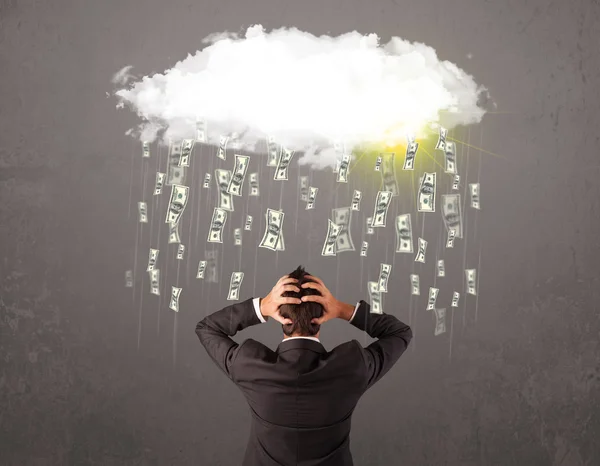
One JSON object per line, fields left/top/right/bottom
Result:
{"left": 281, "top": 336, "right": 320, "bottom": 343}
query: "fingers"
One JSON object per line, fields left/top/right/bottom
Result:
{"left": 301, "top": 281, "right": 327, "bottom": 295}
{"left": 310, "top": 317, "right": 325, "bottom": 325}
{"left": 277, "top": 276, "right": 299, "bottom": 288}
{"left": 279, "top": 297, "right": 302, "bottom": 305}
{"left": 301, "top": 294, "right": 325, "bottom": 304}
{"left": 304, "top": 274, "right": 324, "bottom": 286}
{"left": 279, "top": 284, "right": 300, "bottom": 294}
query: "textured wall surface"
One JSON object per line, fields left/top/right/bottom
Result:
{"left": 1, "top": 0, "right": 599, "bottom": 465}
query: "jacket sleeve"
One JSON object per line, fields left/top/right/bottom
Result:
{"left": 350, "top": 300, "right": 413, "bottom": 390}
{"left": 195, "top": 298, "right": 265, "bottom": 380}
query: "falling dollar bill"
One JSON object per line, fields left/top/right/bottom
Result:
{"left": 149, "top": 269, "right": 160, "bottom": 295}
{"left": 332, "top": 206, "right": 355, "bottom": 252}
{"left": 176, "top": 244, "right": 185, "bottom": 260}
{"left": 207, "top": 207, "right": 227, "bottom": 243}
{"left": 259, "top": 208, "right": 285, "bottom": 251}
{"left": 418, "top": 172, "right": 436, "bottom": 212}
{"left": 244, "top": 215, "right": 253, "bottom": 231}
{"left": 452, "top": 174, "right": 460, "bottom": 190}
{"left": 267, "top": 136, "right": 279, "bottom": 167}
{"left": 138, "top": 202, "right": 148, "bottom": 223}
{"left": 336, "top": 153, "right": 351, "bottom": 183}
{"left": 215, "top": 169, "right": 234, "bottom": 211}
{"left": 395, "top": 214, "right": 413, "bottom": 253}
{"left": 179, "top": 139, "right": 194, "bottom": 167}
{"left": 366, "top": 217, "right": 374, "bottom": 235}
{"left": 195, "top": 117, "right": 207, "bottom": 143}
{"left": 166, "top": 140, "right": 186, "bottom": 186}
{"left": 377, "top": 263, "right": 392, "bottom": 292}
{"left": 444, "top": 141, "right": 457, "bottom": 174}
{"left": 465, "top": 269, "right": 477, "bottom": 295}
{"left": 469, "top": 183, "right": 481, "bottom": 209}
{"left": 351, "top": 190, "right": 362, "bottom": 211}
{"left": 375, "top": 156, "right": 382, "bottom": 171}
{"left": 205, "top": 250, "right": 218, "bottom": 283}
{"left": 147, "top": 248, "right": 159, "bottom": 271}
{"left": 306, "top": 187, "right": 318, "bottom": 210}
{"left": 371, "top": 191, "right": 393, "bottom": 227}
{"left": 321, "top": 219, "right": 343, "bottom": 256}
{"left": 415, "top": 237, "right": 427, "bottom": 263}
{"left": 299, "top": 176, "right": 309, "bottom": 201}
{"left": 169, "top": 286, "right": 182, "bottom": 312}
{"left": 227, "top": 272, "right": 244, "bottom": 301}
{"left": 403, "top": 142, "right": 419, "bottom": 170}
{"left": 274, "top": 148, "right": 295, "bottom": 181}
{"left": 446, "top": 229, "right": 456, "bottom": 248}
{"left": 249, "top": 172, "right": 260, "bottom": 196}
{"left": 203, "top": 173, "right": 211, "bottom": 189}
{"left": 434, "top": 308, "right": 446, "bottom": 335}
{"left": 168, "top": 221, "right": 181, "bottom": 244}
{"left": 380, "top": 153, "right": 399, "bottom": 196}
{"left": 360, "top": 241, "right": 368, "bottom": 257}
{"left": 165, "top": 184, "right": 190, "bottom": 225}
{"left": 435, "top": 126, "right": 448, "bottom": 151}
{"left": 437, "top": 259, "right": 445, "bottom": 277}
{"left": 442, "top": 194, "right": 463, "bottom": 239}
{"left": 233, "top": 228, "right": 242, "bottom": 246}
{"left": 217, "top": 135, "right": 229, "bottom": 160}
{"left": 154, "top": 172, "right": 166, "bottom": 195}
{"left": 227, "top": 154, "right": 250, "bottom": 196}
{"left": 410, "top": 274, "right": 420, "bottom": 295}
{"left": 125, "top": 270, "right": 133, "bottom": 288}
{"left": 451, "top": 291, "right": 460, "bottom": 307}
{"left": 426, "top": 287, "right": 439, "bottom": 311}
{"left": 196, "top": 260, "right": 207, "bottom": 279}
{"left": 142, "top": 141, "right": 150, "bottom": 158}
{"left": 368, "top": 281, "right": 383, "bottom": 314}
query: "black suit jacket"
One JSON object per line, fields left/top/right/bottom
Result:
{"left": 195, "top": 298, "right": 412, "bottom": 466}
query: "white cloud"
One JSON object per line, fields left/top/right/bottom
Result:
{"left": 113, "top": 25, "right": 489, "bottom": 169}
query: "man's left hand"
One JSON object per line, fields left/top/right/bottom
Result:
{"left": 260, "top": 275, "right": 301, "bottom": 324}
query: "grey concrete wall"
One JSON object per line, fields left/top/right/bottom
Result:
{"left": 1, "top": 0, "right": 599, "bottom": 464}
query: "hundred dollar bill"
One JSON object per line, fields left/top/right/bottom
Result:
{"left": 205, "top": 250, "right": 218, "bottom": 283}
{"left": 244, "top": 215, "right": 253, "bottom": 231}
{"left": 207, "top": 207, "right": 227, "bottom": 243}
{"left": 351, "top": 190, "right": 362, "bottom": 211}
{"left": 179, "top": 139, "right": 195, "bottom": 167}
{"left": 249, "top": 172, "right": 260, "bottom": 196}
{"left": 227, "top": 272, "right": 244, "bottom": 301}
{"left": 321, "top": 219, "right": 343, "bottom": 256}
{"left": 299, "top": 176, "right": 309, "bottom": 201}
{"left": 374, "top": 156, "right": 382, "bottom": 171}
{"left": 437, "top": 259, "right": 445, "bottom": 277}
{"left": 196, "top": 260, "right": 207, "bottom": 279}
{"left": 380, "top": 153, "right": 399, "bottom": 196}
{"left": 274, "top": 148, "right": 295, "bottom": 181}
{"left": 377, "top": 263, "right": 392, "bottom": 292}
{"left": 216, "top": 135, "right": 229, "bottom": 160}
{"left": 452, "top": 174, "right": 460, "bottom": 190}
{"left": 165, "top": 184, "right": 190, "bottom": 225}
{"left": 215, "top": 169, "right": 234, "bottom": 211}
{"left": 426, "top": 287, "right": 439, "bottom": 311}
{"left": 334, "top": 158, "right": 342, "bottom": 174}
{"left": 169, "top": 286, "right": 182, "bottom": 312}
{"left": 336, "top": 153, "right": 351, "bottom": 183}
{"left": 227, "top": 154, "right": 250, "bottom": 196}
{"left": 410, "top": 274, "right": 420, "bottom": 295}
{"left": 154, "top": 172, "right": 166, "bottom": 195}
{"left": 168, "top": 221, "right": 181, "bottom": 244}
{"left": 465, "top": 269, "right": 477, "bottom": 295}
{"left": 234, "top": 228, "right": 242, "bottom": 246}
{"left": 434, "top": 308, "right": 446, "bottom": 335}
{"left": 142, "top": 141, "right": 150, "bottom": 158}
{"left": 166, "top": 140, "right": 186, "bottom": 186}
{"left": 403, "top": 142, "right": 419, "bottom": 170}
{"left": 418, "top": 172, "right": 436, "bottom": 212}
{"left": 451, "top": 291, "right": 460, "bottom": 307}
{"left": 267, "top": 136, "right": 279, "bottom": 167}
{"left": 259, "top": 208, "right": 285, "bottom": 251}
{"left": 366, "top": 217, "right": 374, "bottom": 235}
{"left": 203, "top": 173, "right": 211, "bottom": 189}
{"left": 435, "top": 126, "right": 448, "bottom": 151}
{"left": 360, "top": 241, "right": 368, "bottom": 257}
{"left": 176, "top": 244, "right": 185, "bottom": 260}
{"left": 441, "top": 194, "right": 463, "bottom": 238}
{"left": 368, "top": 281, "right": 383, "bottom": 314}
{"left": 125, "top": 270, "right": 133, "bottom": 287}
{"left": 414, "top": 237, "right": 427, "bottom": 263}
{"left": 195, "top": 117, "right": 207, "bottom": 143}
{"left": 444, "top": 141, "right": 457, "bottom": 174}
{"left": 332, "top": 206, "right": 355, "bottom": 252}
{"left": 446, "top": 228, "right": 456, "bottom": 248}
{"left": 371, "top": 191, "right": 393, "bottom": 227}
{"left": 149, "top": 269, "right": 160, "bottom": 295}
{"left": 306, "top": 187, "right": 318, "bottom": 210}
{"left": 395, "top": 214, "right": 413, "bottom": 253}
{"left": 469, "top": 183, "right": 481, "bottom": 209}
{"left": 138, "top": 202, "right": 148, "bottom": 223}
{"left": 147, "top": 248, "right": 159, "bottom": 271}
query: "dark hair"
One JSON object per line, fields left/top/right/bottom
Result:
{"left": 279, "top": 266, "right": 324, "bottom": 337}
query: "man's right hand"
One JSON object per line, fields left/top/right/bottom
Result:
{"left": 300, "top": 275, "right": 355, "bottom": 324}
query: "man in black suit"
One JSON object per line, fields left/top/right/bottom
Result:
{"left": 196, "top": 266, "right": 413, "bottom": 466}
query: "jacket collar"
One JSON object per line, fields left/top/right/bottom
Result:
{"left": 276, "top": 338, "right": 326, "bottom": 354}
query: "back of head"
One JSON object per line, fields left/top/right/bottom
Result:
{"left": 279, "top": 266, "right": 324, "bottom": 337}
